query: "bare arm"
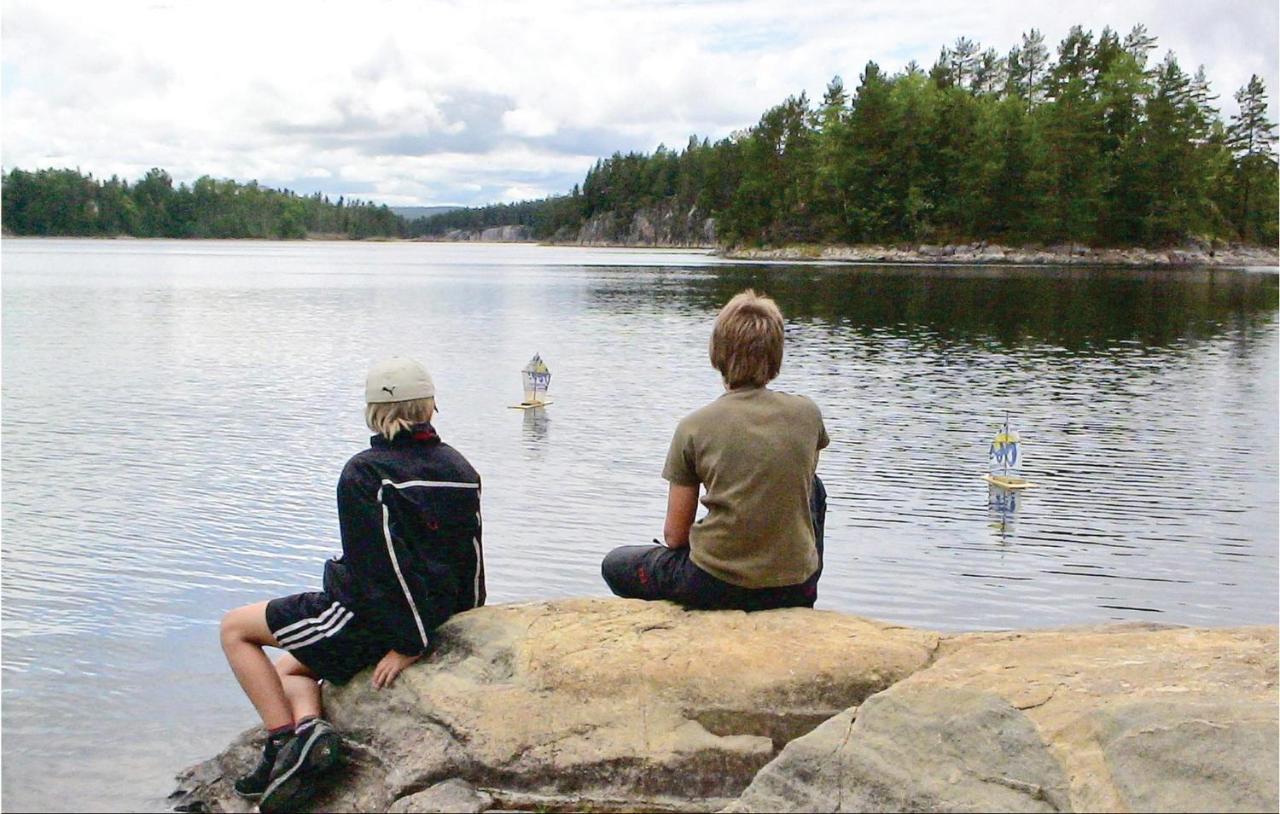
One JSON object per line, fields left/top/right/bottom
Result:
{"left": 663, "top": 482, "right": 699, "bottom": 549}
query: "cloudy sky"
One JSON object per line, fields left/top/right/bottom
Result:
{"left": 3, "top": 0, "right": 1276, "bottom": 207}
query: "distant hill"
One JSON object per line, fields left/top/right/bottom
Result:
{"left": 391, "top": 205, "right": 464, "bottom": 221}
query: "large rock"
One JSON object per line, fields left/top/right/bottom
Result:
{"left": 729, "top": 624, "right": 1278, "bottom": 813}
{"left": 172, "top": 598, "right": 938, "bottom": 812}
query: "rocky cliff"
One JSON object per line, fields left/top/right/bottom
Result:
{"left": 554, "top": 202, "right": 717, "bottom": 248}
{"left": 420, "top": 225, "right": 534, "bottom": 242}
{"left": 171, "top": 599, "right": 1278, "bottom": 813}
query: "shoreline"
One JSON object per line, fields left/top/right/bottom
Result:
{"left": 721, "top": 241, "right": 1280, "bottom": 268}
{"left": 6, "top": 233, "right": 1277, "bottom": 269}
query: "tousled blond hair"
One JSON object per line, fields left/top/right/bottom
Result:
{"left": 365, "top": 397, "right": 436, "bottom": 440}
{"left": 709, "top": 289, "right": 784, "bottom": 389}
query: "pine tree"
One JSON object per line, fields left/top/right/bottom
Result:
{"left": 949, "top": 37, "right": 981, "bottom": 90}
{"left": 1122, "top": 24, "right": 1158, "bottom": 70}
{"left": 811, "top": 76, "right": 853, "bottom": 240}
{"left": 1226, "top": 75, "right": 1279, "bottom": 241}
{"left": 845, "top": 61, "right": 897, "bottom": 241}
{"left": 973, "top": 49, "right": 1006, "bottom": 96}
{"left": 1016, "top": 29, "right": 1049, "bottom": 107}
{"left": 1039, "top": 27, "right": 1104, "bottom": 244}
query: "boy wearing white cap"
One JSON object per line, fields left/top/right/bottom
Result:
{"left": 218, "top": 357, "right": 484, "bottom": 813}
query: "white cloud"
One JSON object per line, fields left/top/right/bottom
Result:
{"left": 2, "top": 0, "right": 1275, "bottom": 206}
{"left": 502, "top": 108, "right": 558, "bottom": 138}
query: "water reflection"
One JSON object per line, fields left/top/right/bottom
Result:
{"left": 593, "top": 264, "right": 1279, "bottom": 353}
{"left": 522, "top": 406, "right": 550, "bottom": 446}
{"left": 986, "top": 485, "right": 1021, "bottom": 543}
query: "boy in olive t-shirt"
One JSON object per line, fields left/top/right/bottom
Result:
{"left": 601, "top": 289, "right": 828, "bottom": 611}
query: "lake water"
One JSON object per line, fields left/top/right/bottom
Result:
{"left": 2, "top": 238, "right": 1277, "bottom": 811}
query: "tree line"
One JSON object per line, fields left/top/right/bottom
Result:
{"left": 426, "top": 24, "right": 1278, "bottom": 248}
{"left": 1, "top": 168, "right": 402, "bottom": 239}
{"left": 4, "top": 24, "right": 1276, "bottom": 248}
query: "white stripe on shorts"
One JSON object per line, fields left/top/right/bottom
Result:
{"left": 281, "top": 608, "right": 355, "bottom": 650}
{"left": 276, "top": 602, "right": 352, "bottom": 648}
{"left": 273, "top": 600, "right": 343, "bottom": 638}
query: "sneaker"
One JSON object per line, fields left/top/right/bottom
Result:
{"left": 233, "top": 730, "right": 292, "bottom": 799}
{"left": 258, "top": 718, "right": 342, "bottom": 814}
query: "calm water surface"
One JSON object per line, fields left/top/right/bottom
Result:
{"left": 3, "top": 239, "right": 1277, "bottom": 811}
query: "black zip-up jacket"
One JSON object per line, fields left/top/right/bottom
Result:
{"left": 323, "top": 423, "right": 484, "bottom": 656}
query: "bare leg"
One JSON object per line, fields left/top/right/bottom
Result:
{"left": 276, "top": 653, "right": 323, "bottom": 722}
{"left": 220, "top": 601, "right": 292, "bottom": 730}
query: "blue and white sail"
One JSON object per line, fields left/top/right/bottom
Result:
{"left": 984, "top": 415, "right": 1036, "bottom": 489}
{"left": 988, "top": 418, "right": 1021, "bottom": 475}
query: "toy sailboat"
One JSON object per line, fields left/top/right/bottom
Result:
{"left": 509, "top": 353, "right": 553, "bottom": 410}
{"left": 982, "top": 414, "right": 1037, "bottom": 490}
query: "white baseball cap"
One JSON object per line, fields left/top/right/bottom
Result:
{"left": 365, "top": 357, "right": 436, "bottom": 404}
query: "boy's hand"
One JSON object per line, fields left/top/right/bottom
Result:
{"left": 372, "top": 649, "right": 420, "bottom": 690}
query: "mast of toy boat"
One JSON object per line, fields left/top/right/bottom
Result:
{"left": 1003, "top": 412, "right": 1010, "bottom": 479}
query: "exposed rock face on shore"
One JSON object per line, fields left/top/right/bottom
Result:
{"left": 556, "top": 201, "right": 717, "bottom": 248}
{"left": 171, "top": 601, "right": 1277, "bottom": 813}
{"left": 424, "top": 224, "right": 534, "bottom": 242}
{"left": 725, "top": 241, "right": 1280, "bottom": 268}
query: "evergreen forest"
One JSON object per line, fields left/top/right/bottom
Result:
{"left": 1, "top": 168, "right": 401, "bottom": 240}
{"left": 4, "top": 25, "right": 1277, "bottom": 248}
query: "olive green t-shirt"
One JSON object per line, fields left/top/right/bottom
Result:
{"left": 662, "top": 386, "right": 829, "bottom": 588}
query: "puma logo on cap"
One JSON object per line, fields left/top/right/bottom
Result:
{"left": 366, "top": 357, "right": 435, "bottom": 404}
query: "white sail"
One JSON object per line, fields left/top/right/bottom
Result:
{"left": 521, "top": 353, "right": 552, "bottom": 404}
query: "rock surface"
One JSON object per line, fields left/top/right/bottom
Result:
{"left": 728, "top": 623, "right": 1278, "bottom": 813}
{"left": 387, "top": 778, "right": 493, "bottom": 813}
{"left": 428, "top": 224, "right": 533, "bottom": 242}
{"left": 724, "top": 241, "right": 1280, "bottom": 268}
{"left": 173, "top": 604, "right": 1277, "bottom": 813}
{"left": 560, "top": 201, "right": 717, "bottom": 247}
{"left": 172, "top": 598, "right": 938, "bottom": 812}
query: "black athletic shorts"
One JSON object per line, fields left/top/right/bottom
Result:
{"left": 265, "top": 591, "right": 389, "bottom": 685}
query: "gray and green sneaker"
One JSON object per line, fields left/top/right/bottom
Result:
{"left": 258, "top": 718, "right": 342, "bottom": 813}
{"left": 233, "top": 730, "right": 292, "bottom": 799}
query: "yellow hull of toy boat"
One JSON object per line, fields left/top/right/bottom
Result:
{"left": 983, "top": 473, "right": 1038, "bottom": 490}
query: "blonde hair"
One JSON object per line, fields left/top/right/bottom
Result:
{"left": 365, "top": 397, "right": 436, "bottom": 440}
{"left": 709, "top": 289, "right": 784, "bottom": 388}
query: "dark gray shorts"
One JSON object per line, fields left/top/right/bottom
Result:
{"left": 266, "top": 592, "right": 388, "bottom": 685}
{"left": 601, "top": 476, "right": 826, "bottom": 611}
